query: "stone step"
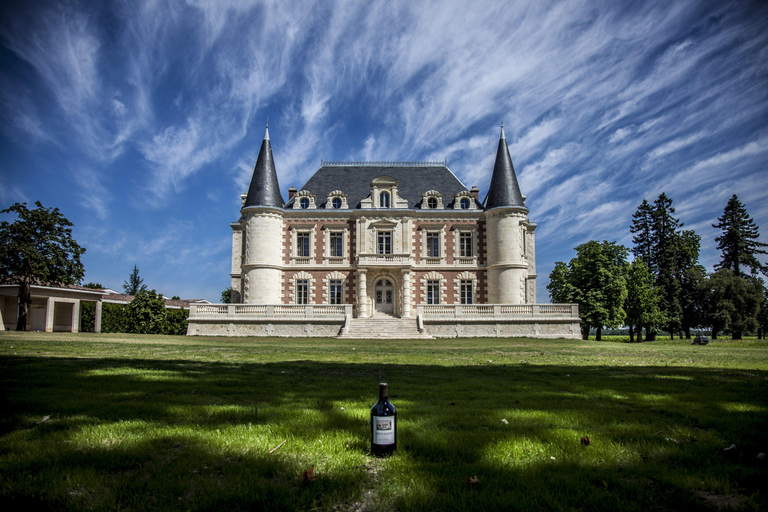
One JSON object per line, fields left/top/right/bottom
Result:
{"left": 338, "top": 316, "right": 433, "bottom": 339}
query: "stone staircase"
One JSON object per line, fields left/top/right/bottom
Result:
{"left": 338, "top": 315, "right": 433, "bottom": 339}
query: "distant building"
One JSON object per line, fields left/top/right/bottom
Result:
{"left": 187, "top": 125, "right": 580, "bottom": 338}
{"left": 0, "top": 285, "right": 210, "bottom": 333}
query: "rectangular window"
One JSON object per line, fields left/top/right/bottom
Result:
{"left": 426, "top": 280, "right": 440, "bottom": 304}
{"left": 377, "top": 231, "right": 392, "bottom": 254}
{"left": 329, "top": 280, "right": 343, "bottom": 304}
{"left": 296, "top": 280, "right": 309, "bottom": 304}
{"left": 460, "top": 280, "right": 473, "bottom": 304}
{"left": 427, "top": 232, "right": 440, "bottom": 257}
{"left": 459, "top": 232, "right": 473, "bottom": 257}
{"left": 297, "top": 232, "right": 310, "bottom": 257}
{"left": 330, "top": 232, "right": 343, "bottom": 257}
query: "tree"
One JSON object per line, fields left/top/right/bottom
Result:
{"left": 705, "top": 269, "right": 762, "bottom": 340}
{"left": 630, "top": 199, "right": 654, "bottom": 271}
{"left": 123, "top": 265, "right": 147, "bottom": 295}
{"left": 83, "top": 282, "right": 103, "bottom": 289}
{"left": 713, "top": 194, "right": 768, "bottom": 277}
{"left": 630, "top": 194, "right": 702, "bottom": 339}
{"left": 0, "top": 202, "right": 86, "bottom": 331}
{"left": 221, "top": 287, "right": 233, "bottom": 304}
{"left": 548, "top": 241, "right": 628, "bottom": 340}
{"left": 675, "top": 230, "right": 704, "bottom": 338}
{"left": 757, "top": 280, "right": 768, "bottom": 340}
{"left": 125, "top": 289, "right": 168, "bottom": 334}
{"left": 624, "top": 260, "right": 664, "bottom": 342}
{"left": 652, "top": 193, "right": 684, "bottom": 338}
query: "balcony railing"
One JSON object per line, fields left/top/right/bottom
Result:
{"left": 357, "top": 254, "right": 412, "bottom": 266}
{"left": 416, "top": 303, "right": 579, "bottom": 319}
{"left": 190, "top": 303, "right": 352, "bottom": 320}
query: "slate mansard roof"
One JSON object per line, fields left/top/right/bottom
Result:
{"left": 288, "top": 162, "right": 478, "bottom": 210}
{"left": 242, "top": 123, "right": 526, "bottom": 212}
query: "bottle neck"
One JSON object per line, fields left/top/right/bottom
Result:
{"left": 379, "top": 383, "right": 388, "bottom": 400}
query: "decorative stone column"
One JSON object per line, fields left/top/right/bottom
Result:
{"left": 358, "top": 269, "right": 368, "bottom": 318}
{"left": 71, "top": 300, "right": 80, "bottom": 333}
{"left": 94, "top": 301, "right": 103, "bottom": 333}
{"left": 401, "top": 269, "right": 411, "bottom": 318}
{"left": 45, "top": 297, "right": 55, "bottom": 332}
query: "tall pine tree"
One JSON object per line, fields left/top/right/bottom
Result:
{"left": 630, "top": 199, "right": 654, "bottom": 271}
{"left": 713, "top": 194, "right": 767, "bottom": 277}
{"left": 629, "top": 194, "right": 701, "bottom": 339}
{"left": 652, "top": 193, "right": 683, "bottom": 338}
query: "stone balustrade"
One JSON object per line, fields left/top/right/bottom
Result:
{"left": 190, "top": 303, "right": 352, "bottom": 319}
{"left": 357, "top": 254, "right": 412, "bottom": 266}
{"left": 416, "top": 303, "right": 579, "bottom": 319}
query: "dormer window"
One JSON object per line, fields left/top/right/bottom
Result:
{"left": 452, "top": 190, "right": 478, "bottom": 210}
{"left": 325, "top": 190, "right": 348, "bottom": 209}
{"left": 379, "top": 191, "right": 390, "bottom": 208}
{"left": 421, "top": 190, "right": 444, "bottom": 209}
{"left": 294, "top": 190, "right": 316, "bottom": 209}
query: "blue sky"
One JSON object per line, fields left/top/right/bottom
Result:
{"left": 1, "top": 0, "right": 767, "bottom": 303}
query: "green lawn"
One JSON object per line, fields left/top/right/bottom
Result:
{"left": 1, "top": 332, "right": 766, "bottom": 511}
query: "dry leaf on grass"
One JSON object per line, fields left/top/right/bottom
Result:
{"left": 580, "top": 436, "right": 591, "bottom": 446}
{"left": 466, "top": 476, "right": 480, "bottom": 488}
{"left": 302, "top": 465, "right": 316, "bottom": 482}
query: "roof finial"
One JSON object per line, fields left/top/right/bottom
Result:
{"left": 500, "top": 121, "right": 505, "bottom": 140}
{"left": 264, "top": 120, "right": 270, "bottom": 141}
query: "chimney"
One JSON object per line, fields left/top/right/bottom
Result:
{"left": 470, "top": 186, "right": 479, "bottom": 200}
{"left": 288, "top": 187, "right": 297, "bottom": 200}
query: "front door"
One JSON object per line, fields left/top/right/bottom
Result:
{"left": 374, "top": 278, "right": 394, "bottom": 315}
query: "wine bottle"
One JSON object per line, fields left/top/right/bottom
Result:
{"left": 370, "top": 382, "right": 396, "bottom": 456}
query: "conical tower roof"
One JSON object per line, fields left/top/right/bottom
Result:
{"left": 243, "top": 124, "right": 284, "bottom": 208}
{"left": 483, "top": 125, "right": 525, "bottom": 209}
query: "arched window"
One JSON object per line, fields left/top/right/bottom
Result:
{"left": 300, "top": 197, "right": 310, "bottom": 209}
{"left": 427, "top": 197, "right": 438, "bottom": 209}
{"left": 332, "top": 197, "right": 342, "bottom": 209}
{"left": 460, "top": 197, "right": 470, "bottom": 209}
{"left": 379, "top": 191, "right": 390, "bottom": 208}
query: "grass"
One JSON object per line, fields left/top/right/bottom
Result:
{"left": 1, "top": 332, "right": 767, "bottom": 511}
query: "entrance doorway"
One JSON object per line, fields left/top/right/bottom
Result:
{"left": 374, "top": 278, "right": 394, "bottom": 315}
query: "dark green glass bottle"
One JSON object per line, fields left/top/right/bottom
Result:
{"left": 370, "top": 382, "right": 396, "bottom": 456}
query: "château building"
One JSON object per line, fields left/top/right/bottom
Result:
{"left": 186, "top": 125, "right": 580, "bottom": 338}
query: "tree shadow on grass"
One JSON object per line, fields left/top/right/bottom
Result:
{"left": 1, "top": 355, "right": 767, "bottom": 511}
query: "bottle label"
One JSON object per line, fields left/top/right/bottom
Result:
{"left": 372, "top": 416, "right": 395, "bottom": 445}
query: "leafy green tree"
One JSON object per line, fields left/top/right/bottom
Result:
{"left": 83, "top": 282, "right": 103, "bottom": 289}
{"left": 757, "top": 280, "right": 768, "bottom": 340}
{"left": 548, "top": 241, "right": 628, "bottom": 340}
{"left": 0, "top": 202, "right": 86, "bottom": 330}
{"left": 713, "top": 194, "right": 767, "bottom": 277}
{"left": 123, "top": 265, "right": 147, "bottom": 295}
{"left": 101, "top": 303, "right": 128, "bottom": 333}
{"left": 624, "top": 260, "right": 664, "bottom": 342}
{"left": 221, "top": 287, "right": 233, "bottom": 304}
{"left": 680, "top": 265, "right": 708, "bottom": 338}
{"left": 675, "top": 230, "right": 704, "bottom": 338}
{"left": 125, "top": 289, "right": 167, "bottom": 334}
{"left": 706, "top": 269, "right": 761, "bottom": 340}
{"left": 166, "top": 308, "right": 189, "bottom": 335}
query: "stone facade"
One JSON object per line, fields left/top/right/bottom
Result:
{"left": 187, "top": 124, "right": 580, "bottom": 338}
